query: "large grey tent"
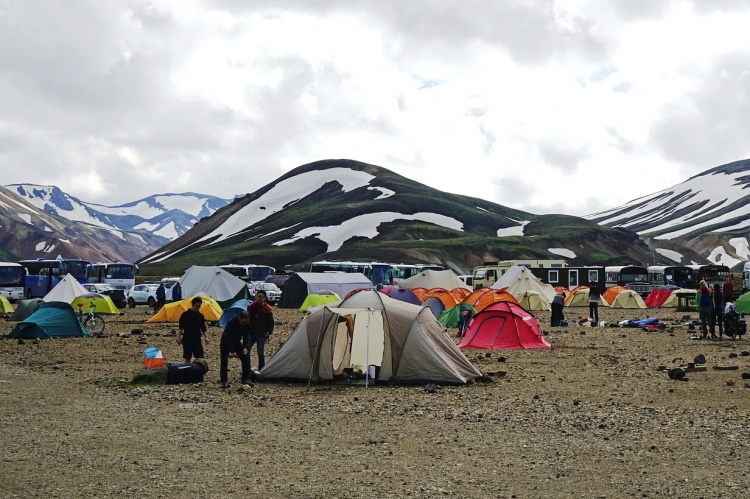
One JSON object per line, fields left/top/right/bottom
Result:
{"left": 180, "top": 266, "right": 248, "bottom": 310}
{"left": 261, "top": 290, "right": 481, "bottom": 385}
{"left": 278, "top": 272, "right": 373, "bottom": 309}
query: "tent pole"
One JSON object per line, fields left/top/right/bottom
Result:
{"left": 365, "top": 308, "right": 371, "bottom": 389}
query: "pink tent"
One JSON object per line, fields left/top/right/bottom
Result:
{"left": 458, "top": 302, "right": 550, "bottom": 350}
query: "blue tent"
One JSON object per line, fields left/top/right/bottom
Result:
{"left": 423, "top": 296, "right": 446, "bottom": 317}
{"left": 218, "top": 299, "right": 251, "bottom": 327}
{"left": 10, "top": 301, "right": 89, "bottom": 339}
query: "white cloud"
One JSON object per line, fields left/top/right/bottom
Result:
{"left": 1, "top": 1, "right": 750, "bottom": 217}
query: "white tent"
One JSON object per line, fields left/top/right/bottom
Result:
{"left": 42, "top": 274, "right": 88, "bottom": 303}
{"left": 399, "top": 270, "right": 471, "bottom": 291}
{"left": 491, "top": 266, "right": 557, "bottom": 302}
{"left": 179, "top": 266, "right": 248, "bottom": 309}
{"left": 516, "top": 290, "right": 551, "bottom": 311}
{"left": 278, "top": 272, "right": 373, "bottom": 309}
{"left": 261, "top": 290, "right": 481, "bottom": 385}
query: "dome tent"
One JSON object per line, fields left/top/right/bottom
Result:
{"left": 458, "top": 301, "right": 550, "bottom": 350}
{"left": 260, "top": 290, "right": 481, "bottom": 385}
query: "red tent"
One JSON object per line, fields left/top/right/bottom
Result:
{"left": 457, "top": 302, "right": 550, "bottom": 350}
{"left": 644, "top": 288, "right": 672, "bottom": 307}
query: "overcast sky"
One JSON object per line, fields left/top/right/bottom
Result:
{"left": 2, "top": 0, "right": 749, "bottom": 216}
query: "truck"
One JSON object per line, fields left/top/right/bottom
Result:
{"left": 472, "top": 259, "right": 567, "bottom": 289}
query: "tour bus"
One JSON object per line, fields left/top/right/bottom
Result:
{"left": 390, "top": 263, "right": 445, "bottom": 284}
{"left": 88, "top": 262, "right": 138, "bottom": 290}
{"left": 309, "top": 260, "right": 393, "bottom": 286}
{"left": 531, "top": 266, "right": 605, "bottom": 291}
{"left": 18, "top": 258, "right": 93, "bottom": 298}
{"left": 0, "top": 262, "right": 25, "bottom": 302}
{"left": 604, "top": 265, "right": 652, "bottom": 297}
{"left": 219, "top": 264, "right": 276, "bottom": 285}
{"left": 647, "top": 265, "right": 695, "bottom": 288}
{"left": 473, "top": 260, "right": 566, "bottom": 289}
{"left": 688, "top": 264, "right": 730, "bottom": 288}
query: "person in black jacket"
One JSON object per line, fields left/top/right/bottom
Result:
{"left": 710, "top": 283, "right": 724, "bottom": 339}
{"left": 219, "top": 311, "right": 251, "bottom": 388}
{"left": 247, "top": 290, "right": 274, "bottom": 370}
{"left": 177, "top": 296, "right": 208, "bottom": 363}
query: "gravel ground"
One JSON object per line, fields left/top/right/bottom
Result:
{"left": 1, "top": 303, "right": 749, "bottom": 498}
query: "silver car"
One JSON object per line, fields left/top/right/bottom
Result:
{"left": 126, "top": 284, "right": 160, "bottom": 308}
{"left": 248, "top": 282, "right": 281, "bottom": 305}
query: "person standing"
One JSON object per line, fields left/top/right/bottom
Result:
{"left": 177, "top": 296, "right": 209, "bottom": 363}
{"left": 588, "top": 282, "right": 601, "bottom": 324}
{"left": 171, "top": 281, "right": 182, "bottom": 302}
{"left": 722, "top": 277, "right": 734, "bottom": 308}
{"left": 219, "top": 311, "right": 251, "bottom": 388}
{"left": 156, "top": 282, "right": 166, "bottom": 311}
{"left": 710, "top": 283, "right": 724, "bottom": 339}
{"left": 247, "top": 290, "right": 274, "bottom": 371}
{"left": 551, "top": 291, "right": 565, "bottom": 327}
{"left": 695, "top": 280, "right": 713, "bottom": 340}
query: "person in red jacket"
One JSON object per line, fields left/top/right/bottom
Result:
{"left": 722, "top": 277, "right": 734, "bottom": 306}
{"left": 247, "top": 290, "right": 274, "bottom": 371}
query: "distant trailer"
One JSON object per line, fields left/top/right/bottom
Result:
{"left": 530, "top": 266, "right": 605, "bottom": 291}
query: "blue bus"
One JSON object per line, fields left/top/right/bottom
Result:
{"left": 19, "top": 258, "right": 93, "bottom": 298}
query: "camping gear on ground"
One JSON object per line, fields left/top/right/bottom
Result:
{"left": 261, "top": 290, "right": 481, "bottom": 385}
{"left": 179, "top": 265, "right": 249, "bottom": 310}
{"left": 9, "top": 301, "right": 90, "bottom": 339}
{"left": 457, "top": 301, "right": 550, "bottom": 350}
{"left": 144, "top": 347, "right": 165, "bottom": 368}
{"left": 166, "top": 363, "right": 205, "bottom": 384}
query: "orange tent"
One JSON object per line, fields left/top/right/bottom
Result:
{"left": 554, "top": 286, "right": 569, "bottom": 295}
{"left": 408, "top": 287, "right": 429, "bottom": 302}
{"left": 463, "top": 288, "right": 519, "bottom": 313}
{"left": 450, "top": 287, "right": 472, "bottom": 302}
{"left": 602, "top": 286, "right": 627, "bottom": 305}
{"left": 423, "top": 288, "right": 459, "bottom": 309}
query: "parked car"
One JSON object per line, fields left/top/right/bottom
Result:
{"left": 126, "top": 284, "right": 160, "bottom": 308}
{"left": 264, "top": 274, "right": 292, "bottom": 291}
{"left": 248, "top": 282, "right": 282, "bottom": 304}
{"left": 83, "top": 283, "right": 127, "bottom": 308}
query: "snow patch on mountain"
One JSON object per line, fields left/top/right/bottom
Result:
{"left": 655, "top": 248, "right": 684, "bottom": 263}
{"left": 273, "top": 212, "right": 463, "bottom": 252}
{"left": 497, "top": 221, "right": 529, "bottom": 237}
{"left": 707, "top": 246, "right": 741, "bottom": 268}
{"left": 729, "top": 238, "right": 750, "bottom": 259}
{"left": 548, "top": 248, "right": 576, "bottom": 259}
{"left": 154, "top": 222, "right": 179, "bottom": 240}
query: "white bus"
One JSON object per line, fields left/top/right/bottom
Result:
{"left": 309, "top": 261, "right": 392, "bottom": 286}
{"left": 0, "top": 262, "right": 25, "bottom": 302}
{"left": 89, "top": 262, "right": 138, "bottom": 290}
{"left": 219, "top": 264, "right": 276, "bottom": 284}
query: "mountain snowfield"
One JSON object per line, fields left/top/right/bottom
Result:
{"left": 585, "top": 161, "right": 750, "bottom": 268}
{"left": 6, "top": 184, "right": 232, "bottom": 240}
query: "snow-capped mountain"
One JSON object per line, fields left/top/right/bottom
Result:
{"left": 585, "top": 158, "right": 750, "bottom": 269}
{"left": 6, "top": 184, "right": 233, "bottom": 240}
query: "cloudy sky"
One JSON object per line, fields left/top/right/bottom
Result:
{"left": 2, "top": 0, "right": 749, "bottom": 216}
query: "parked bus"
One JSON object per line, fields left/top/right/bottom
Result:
{"left": 309, "top": 260, "right": 392, "bottom": 286}
{"left": 88, "top": 262, "right": 138, "bottom": 290}
{"left": 219, "top": 264, "right": 276, "bottom": 284}
{"left": 688, "top": 264, "right": 730, "bottom": 288}
{"left": 19, "top": 258, "right": 93, "bottom": 298}
{"left": 473, "top": 260, "right": 567, "bottom": 289}
{"left": 390, "top": 263, "right": 444, "bottom": 283}
{"left": 531, "top": 266, "right": 605, "bottom": 291}
{"left": 647, "top": 265, "right": 695, "bottom": 288}
{"left": 604, "top": 265, "right": 652, "bottom": 297}
{"left": 0, "top": 262, "right": 25, "bottom": 302}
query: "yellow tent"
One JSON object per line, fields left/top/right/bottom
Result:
{"left": 72, "top": 293, "right": 120, "bottom": 315}
{"left": 148, "top": 295, "right": 223, "bottom": 323}
{"left": 0, "top": 294, "right": 14, "bottom": 314}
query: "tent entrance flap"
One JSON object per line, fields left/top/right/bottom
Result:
{"left": 329, "top": 309, "right": 385, "bottom": 376}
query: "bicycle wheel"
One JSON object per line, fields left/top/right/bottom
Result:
{"left": 85, "top": 315, "right": 106, "bottom": 335}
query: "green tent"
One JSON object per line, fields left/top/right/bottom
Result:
{"left": 9, "top": 298, "right": 44, "bottom": 321}
{"left": 10, "top": 301, "right": 90, "bottom": 339}
{"left": 437, "top": 302, "right": 477, "bottom": 328}
{"left": 299, "top": 292, "right": 340, "bottom": 312}
{"left": 735, "top": 291, "right": 750, "bottom": 314}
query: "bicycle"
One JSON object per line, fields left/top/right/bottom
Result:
{"left": 76, "top": 301, "right": 106, "bottom": 335}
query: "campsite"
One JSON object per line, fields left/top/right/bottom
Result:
{"left": 1, "top": 295, "right": 749, "bottom": 497}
